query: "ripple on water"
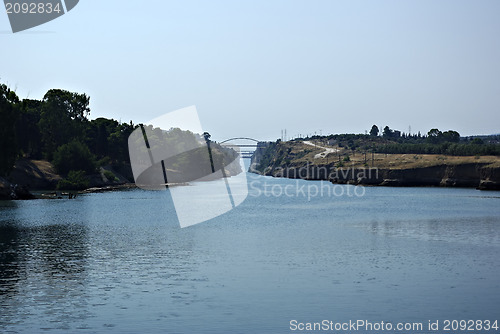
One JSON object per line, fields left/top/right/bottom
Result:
{"left": 0, "top": 185, "right": 500, "bottom": 333}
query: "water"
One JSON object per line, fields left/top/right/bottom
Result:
{"left": 1, "top": 174, "right": 500, "bottom": 333}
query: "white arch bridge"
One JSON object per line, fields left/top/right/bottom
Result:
{"left": 219, "top": 137, "right": 265, "bottom": 159}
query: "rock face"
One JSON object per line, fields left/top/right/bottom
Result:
{"left": 87, "top": 166, "right": 132, "bottom": 188}
{"left": 1, "top": 159, "right": 58, "bottom": 200}
{"left": 478, "top": 165, "right": 500, "bottom": 190}
{"left": 9, "top": 159, "right": 62, "bottom": 190}
{"left": 0, "top": 177, "right": 35, "bottom": 200}
{"left": 0, "top": 178, "right": 11, "bottom": 200}
{"left": 8, "top": 159, "right": 135, "bottom": 192}
{"left": 374, "top": 164, "right": 500, "bottom": 189}
{"left": 249, "top": 142, "right": 271, "bottom": 172}
{"left": 258, "top": 163, "right": 500, "bottom": 190}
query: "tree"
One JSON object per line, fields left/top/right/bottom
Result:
{"left": 17, "top": 99, "right": 43, "bottom": 158}
{"left": 369, "top": 125, "right": 379, "bottom": 137}
{"left": 42, "top": 89, "right": 90, "bottom": 121}
{"left": 427, "top": 128, "right": 443, "bottom": 144}
{"left": 383, "top": 126, "right": 393, "bottom": 138}
{"left": 39, "top": 89, "right": 90, "bottom": 160}
{"left": 0, "top": 83, "right": 19, "bottom": 176}
{"left": 442, "top": 130, "right": 460, "bottom": 143}
{"left": 52, "top": 140, "right": 96, "bottom": 175}
{"left": 56, "top": 170, "right": 89, "bottom": 190}
{"left": 472, "top": 138, "right": 484, "bottom": 145}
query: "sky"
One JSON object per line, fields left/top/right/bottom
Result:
{"left": 1, "top": 0, "right": 499, "bottom": 142}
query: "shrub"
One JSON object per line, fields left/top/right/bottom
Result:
{"left": 97, "top": 156, "right": 111, "bottom": 167}
{"left": 53, "top": 140, "right": 96, "bottom": 175}
{"left": 103, "top": 170, "right": 118, "bottom": 182}
{"left": 56, "top": 170, "right": 89, "bottom": 190}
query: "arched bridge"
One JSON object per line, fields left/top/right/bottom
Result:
{"left": 220, "top": 137, "right": 260, "bottom": 145}
{"left": 219, "top": 137, "right": 263, "bottom": 159}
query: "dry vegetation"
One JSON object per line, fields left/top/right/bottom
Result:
{"left": 281, "top": 141, "right": 500, "bottom": 170}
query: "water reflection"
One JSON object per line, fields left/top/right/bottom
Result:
{"left": 0, "top": 183, "right": 500, "bottom": 333}
{"left": 367, "top": 216, "right": 500, "bottom": 244}
{"left": 0, "top": 223, "right": 20, "bottom": 296}
{"left": 0, "top": 220, "right": 90, "bottom": 331}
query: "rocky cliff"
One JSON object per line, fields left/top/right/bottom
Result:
{"left": 258, "top": 163, "right": 500, "bottom": 190}
{"left": 0, "top": 177, "right": 35, "bottom": 200}
{"left": 253, "top": 141, "right": 500, "bottom": 190}
{"left": 1, "top": 159, "right": 135, "bottom": 199}
{"left": 249, "top": 142, "right": 271, "bottom": 171}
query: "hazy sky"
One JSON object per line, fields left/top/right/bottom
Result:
{"left": 1, "top": 0, "right": 499, "bottom": 141}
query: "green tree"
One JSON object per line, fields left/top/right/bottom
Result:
{"left": 369, "top": 125, "right": 379, "bottom": 137}
{"left": 86, "top": 117, "right": 117, "bottom": 158}
{"left": 383, "top": 126, "right": 393, "bottom": 138}
{"left": 472, "top": 138, "right": 484, "bottom": 145}
{"left": 0, "top": 83, "right": 19, "bottom": 176}
{"left": 17, "top": 99, "right": 43, "bottom": 158}
{"left": 52, "top": 140, "right": 96, "bottom": 175}
{"left": 107, "top": 121, "right": 136, "bottom": 162}
{"left": 427, "top": 128, "right": 443, "bottom": 144}
{"left": 39, "top": 89, "right": 90, "bottom": 160}
{"left": 442, "top": 130, "right": 460, "bottom": 143}
{"left": 56, "top": 170, "right": 89, "bottom": 190}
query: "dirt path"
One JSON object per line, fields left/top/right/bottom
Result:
{"left": 303, "top": 141, "right": 338, "bottom": 159}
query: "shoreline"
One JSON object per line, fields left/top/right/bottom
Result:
{"left": 251, "top": 163, "right": 500, "bottom": 191}
{"left": 4, "top": 164, "right": 500, "bottom": 201}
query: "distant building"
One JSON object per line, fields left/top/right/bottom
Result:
{"left": 327, "top": 139, "right": 337, "bottom": 146}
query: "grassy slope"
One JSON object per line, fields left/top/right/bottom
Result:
{"left": 271, "top": 141, "right": 500, "bottom": 169}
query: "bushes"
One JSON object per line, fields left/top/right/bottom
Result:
{"left": 97, "top": 156, "right": 111, "bottom": 167}
{"left": 53, "top": 140, "right": 96, "bottom": 175}
{"left": 103, "top": 170, "right": 118, "bottom": 182}
{"left": 0, "top": 84, "right": 19, "bottom": 176}
{"left": 56, "top": 170, "right": 89, "bottom": 190}
{"left": 376, "top": 143, "right": 500, "bottom": 156}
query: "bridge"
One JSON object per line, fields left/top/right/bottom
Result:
{"left": 219, "top": 137, "right": 264, "bottom": 159}
{"left": 219, "top": 137, "right": 260, "bottom": 144}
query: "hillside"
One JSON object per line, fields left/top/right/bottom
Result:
{"left": 252, "top": 140, "right": 500, "bottom": 190}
